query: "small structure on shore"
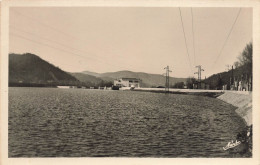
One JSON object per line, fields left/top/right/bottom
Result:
{"left": 114, "top": 78, "right": 141, "bottom": 88}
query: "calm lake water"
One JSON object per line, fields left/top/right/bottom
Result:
{"left": 8, "top": 87, "right": 247, "bottom": 157}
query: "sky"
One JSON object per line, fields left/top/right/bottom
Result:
{"left": 9, "top": 7, "right": 252, "bottom": 78}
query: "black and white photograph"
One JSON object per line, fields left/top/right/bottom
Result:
{"left": 1, "top": 0, "right": 260, "bottom": 165}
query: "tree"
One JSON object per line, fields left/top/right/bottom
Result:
{"left": 238, "top": 42, "right": 252, "bottom": 66}
{"left": 172, "top": 82, "right": 185, "bottom": 89}
{"left": 216, "top": 75, "right": 223, "bottom": 90}
{"left": 233, "top": 61, "right": 240, "bottom": 69}
{"left": 237, "top": 42, "right": 252, "bottom": 76}
{"left": 186, "top": 77, "right": 196, "bottom": 89}
{"left": 97, "top": 80, "right": 113, "bottom": 87}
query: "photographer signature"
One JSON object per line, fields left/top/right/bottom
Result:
{"left": 223, "top": 140, "right": 241, "bottom": 150}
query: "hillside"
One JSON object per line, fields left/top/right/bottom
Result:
{"left": 70, "top": 73, "right": 103, "bottom": 86}
{"left": 204, "top": 65, "right": 252, "bottom": 90}
{"left": 9, "top": 53, "right": 79, "bottom": 86}
{"left": 9, "top": 53, "right": 187, "bottom": 88}
{"left": 70, "top": 72, "right": 113, "bottom": 87}
{"left": 82, "top": 70, "right": 187, "bottom": 88}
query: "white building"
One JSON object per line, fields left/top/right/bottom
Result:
{"left": 114, "top": 78, "right": 141, "bottom": 88}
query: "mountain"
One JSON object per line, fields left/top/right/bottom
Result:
{"left": 9, "top": 53, "right": 79, "bottom": 86}
{"left": 81, "top": 70, "right": 187, "bottom": 87}
{"left": 81, "top": 71, "right": 114, "bottom": 82}
{"left": 9, "top": 53, "right": 187, "bottom": 88}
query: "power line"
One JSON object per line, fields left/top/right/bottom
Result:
{"left": 10, "top": 32, "right": 98, "bottom": 61}
{"left": 191, "top": 8, "right": 196, "bottom": 66}
{"left": 10, "top": 32, "right": 130, "bottom": 71}
{"left": 178, "top": 8, "right": 193, "bottom": 76}
{"left": 11, "top": 9, "right": 126, "bottom": 61}
{"left": 10, "top": 25, "right": 114, "bottom": 61}
{"left": 10, "top": 28, "right": 149, "bottom": 73}
{"left": 11, "top": 10, "right": 152, "bottom": 73}
{"left": 11, "top": 10, "right": 81, "bottom": 41}
{"left": 211, "top": 8, "right": 242, "bottom": 69}
{"left": 10, "top": 26, "right": 81, "bottom": 52}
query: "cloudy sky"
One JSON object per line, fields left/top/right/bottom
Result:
{"left": 9, "top": 7, "right": 252, "bottom": 78}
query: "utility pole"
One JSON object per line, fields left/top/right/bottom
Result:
{"left": 194, "top": 65, "right": 204, "bottom": 89}
{"left": 231, "top": 65, "right": 234, "bottom": 88}
{"left": 164, "top": 66, "right": 172, "bottom": 93}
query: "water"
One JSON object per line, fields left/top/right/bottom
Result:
{"left": 8, "top": 87, "right": 247, "bottom": 157}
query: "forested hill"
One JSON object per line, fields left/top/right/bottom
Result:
{"left": 9, "top": 53, "right": 79, "bottom": 86}
{"left": 204, "top": 65, "right": 252, "bottom": 90}
{"left": 204, "top": 42, "right": 252, "bottom": 90}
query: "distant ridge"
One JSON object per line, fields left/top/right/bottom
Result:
{"left": 9, "top": 53, "right": 187, "bottom": 88}
{"left": 81, "top": 70, "right": 187, "bottom": 87}
{"left": 82, "top": 71, "right": 101, "bottom": 77}
{"left": 9, "top": 53, "right": 79, "bottom": 86}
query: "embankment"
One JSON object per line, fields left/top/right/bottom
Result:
{"left": 218, "top": 91, "right": 252, "bottom": 157}
{"left": 217, "top": 91, "right": 252, "bottom": 126}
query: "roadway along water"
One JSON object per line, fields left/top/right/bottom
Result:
{"left": 8, "top": 87, "right": 247, "bottom": 157}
